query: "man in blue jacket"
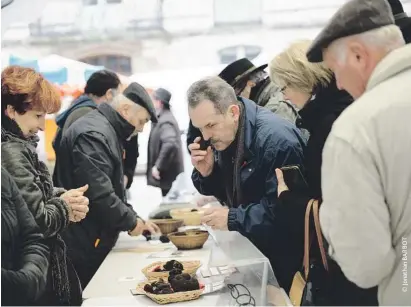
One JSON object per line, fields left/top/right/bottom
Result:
{"left": 188, "top": 76, "right": 305, "bottom": 291}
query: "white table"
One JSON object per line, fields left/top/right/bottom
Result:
{"left": 83, "top": 231, "right": 292, "bottom": 306}
{"left": 83, "top": 237, "right": 215, "bottom": 300}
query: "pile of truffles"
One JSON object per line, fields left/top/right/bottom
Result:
{"left": 153, "top": 260, "right": 183, "bottom": 273}
{"left": 143, "top": 273, "right": 200, "bottom": 294}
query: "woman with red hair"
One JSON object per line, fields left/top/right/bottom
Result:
{"left": 1, "top": 66, "right": 89, "bottom": 305}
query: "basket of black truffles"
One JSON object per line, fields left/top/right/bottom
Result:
{"left": 142, "top": 260, "right": 201, "bottom": 281}
{"left": 138, "top": 268, "right": 204, "bottom": 304}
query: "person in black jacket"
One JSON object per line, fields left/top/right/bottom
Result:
{"left": 147, "top": 88, "right": 184, "bottom": 196}
{"left": 388, "top": 0, "right": 411, "bottom": 43}
{"left": 1, "top": 66, "right": 89, "bottom": 306}
{"left": 1, "top": 167, "right": 50, "bottom": 306}
{"left": 52, "top": 70, "right": 139, "bottom": 191}
{"left": 188, "top": 76, "right": 306, "bottom": 292}
{"left": 269, "top": 40, "right": 377, "bottom": 305}
{"left": 54, "top": 82, "right": 161, "bottom": 288}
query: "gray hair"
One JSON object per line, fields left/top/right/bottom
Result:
{"left": 108, "top": 92, "right": 140, "bottom": 113}
{"left": 187, "top": 76, "right": 238, "bottom": 113}
{"left": 330, "top": 25, "right": 405, "bottom": 64}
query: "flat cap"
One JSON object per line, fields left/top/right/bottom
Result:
{"left": 307, "top": 0, "right": 395, "bottom": 63}
{"left": 153, "top": 88, "right": 172, "bottom": 105}
{"left": 123, "top": 82, "right": 157, "bottom": 123}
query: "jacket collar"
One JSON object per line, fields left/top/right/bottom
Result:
{"left": 1, "top": 115, "right": 39, "bottom": 146}
{"left": 298, "top": 77, "right": 352, "bottom": 132}
{"left": 237, "top": 97, "right": 257, "bottom": 161}
{"left": 367, "top": 44, "right": 411, "bottom": 91}
{"left": 97, "top": 103, "right": 135, "bottom": 141}
{"left": 55, "top": 95, "right": 96, "bottom": 128}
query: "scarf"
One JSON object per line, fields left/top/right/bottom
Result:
{"left": 221, "top": 101, "right": 246, "bottom": 208}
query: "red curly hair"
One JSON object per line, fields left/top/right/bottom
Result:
{"left": 1, "top": 65, "right": 61, "bottom": 115}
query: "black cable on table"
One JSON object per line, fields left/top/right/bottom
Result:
{"left": 227, "top": 283, "right": 256, "bottom": 306}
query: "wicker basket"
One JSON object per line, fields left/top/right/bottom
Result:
{"left": 142, "top": 260, "right": 201, "bottom": 280}
{"left": 137, "top": 282, "right": 203, "bottom": 305}
{"left": 168, "top": 230, "right": 209, "bottom": 250}
{"left": 149, "top": 219, "right": 184, "bottom": 234}
{"left": 170, "top": 208, "right": 204, "bottom": 226}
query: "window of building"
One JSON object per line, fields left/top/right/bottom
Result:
{"left": 80, "top": 55, "right": 132, "bottom": 75}
{"left": 218, "top": 45, "right": 262, "bottom": 64}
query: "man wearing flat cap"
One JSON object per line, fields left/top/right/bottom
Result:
{"left": 53, "top": 70, "right": 140, "bottom": 192}
{"left": 147, "top": 88, "right": 184, "bottom": 197}
{"left": 186, "top": 58, "right": 300, "bottom": 148}
{"left": 307, "top": 0, "right": 411, "bottom": 305}
{"left": 55, "top": 82, "right": 161, "bottom": 288}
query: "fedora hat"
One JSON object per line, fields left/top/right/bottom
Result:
{"left": 387, "top": 0, "right": 411, "bottom": 43}
{"left": 218, "top": 58, "right": 267, "bottom": 88}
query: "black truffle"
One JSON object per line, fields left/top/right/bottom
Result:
{"left": 164, "top": 260, "right": 183, "bottom": 271}
{"left": 159, "top": 235, "right": 170, "bottom": 243}
{"left": 170, "top": 274, "right": 200, "bottom": 292}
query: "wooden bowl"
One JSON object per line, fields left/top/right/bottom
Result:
{"left": 149, "top": 219, "right": 184, "bottom": 235}
{"left": 168, "top": 230, "right": 209, "bottom": 250}
{"left": 170, "top": 208, "right": 204, "bottom": 226}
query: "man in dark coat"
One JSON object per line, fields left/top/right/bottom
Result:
{"left": 52, "top": 70, "right": 139, "bottom": 191}
{"left": 147, "top": 88, "right": 184, "bottom": 197}
{"left": 187, "top": 76, "right": 306, "bottom": 292}
{"left": 186, "top": 58, "right": 300, "bottom": 148}
{"left": 1, "top": 167, "right": 50, "bottom": 306}
{"left": 54, "top": 82, "right": 160, "bottom": 288}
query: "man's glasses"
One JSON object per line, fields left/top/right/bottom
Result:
{"left": 227, "top": 283, "right": 256, "bottom": 306}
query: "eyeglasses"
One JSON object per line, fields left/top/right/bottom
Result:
{"left": 227, "top": 283, "right": 256, "bottom": 306}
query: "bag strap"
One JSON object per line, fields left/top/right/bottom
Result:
{"left": 303, "top": 199, "right": 315, "bottom": 279}
{"left": 312, "top": 200, "right": 329, "bottom": 271}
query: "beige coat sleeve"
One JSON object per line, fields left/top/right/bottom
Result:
{"left": 320, "top": 134, "right": 396, "bottom": 289}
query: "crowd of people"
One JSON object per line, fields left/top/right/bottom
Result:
{"left": 1, "top": 0, "right": 410, "bottom": 306}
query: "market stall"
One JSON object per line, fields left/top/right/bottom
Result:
{"left": 82, "top": 227, "right": 292, "bottom": 306}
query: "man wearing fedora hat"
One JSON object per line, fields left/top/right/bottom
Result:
{"left": 186, "top": 58, "right": 301, "bottom": 149}
{"left": 147, "top": 88, "right": 184, "bottom": 197}
{"left": 307, "top": 0, "right": 411, "bottom": 305}
{"left": 388, "top": 0, "right": 411, "bottom": 43}
{"left": 218, "top": 58, "right": 298, "bottom": 121}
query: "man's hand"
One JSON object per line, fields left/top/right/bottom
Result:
{"left": 152, "top": 166, "right": 161, "bottom": 180}
{"left": 144, "top": 220, "right": 161, "bottom": 234}
{"left": 275, "top": 169, "right": 289, "bottom": 197}
{"left": 60, "top": 185, "right": 90, "bottom": 222}
{"left": 201, "top": 207, "right": 229, "bottom": 230}
{"left": 188, "top": 137, "right": 214, "bottom": 177}
{"left": 129, "top": 219, "right": 162, "bottom": 236}
{"left": 129, "top": 218, "right": 145, "bottom": 236}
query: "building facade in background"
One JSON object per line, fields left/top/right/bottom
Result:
{"left": 1, "top": 0, "right": 368, "bottom": 75}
